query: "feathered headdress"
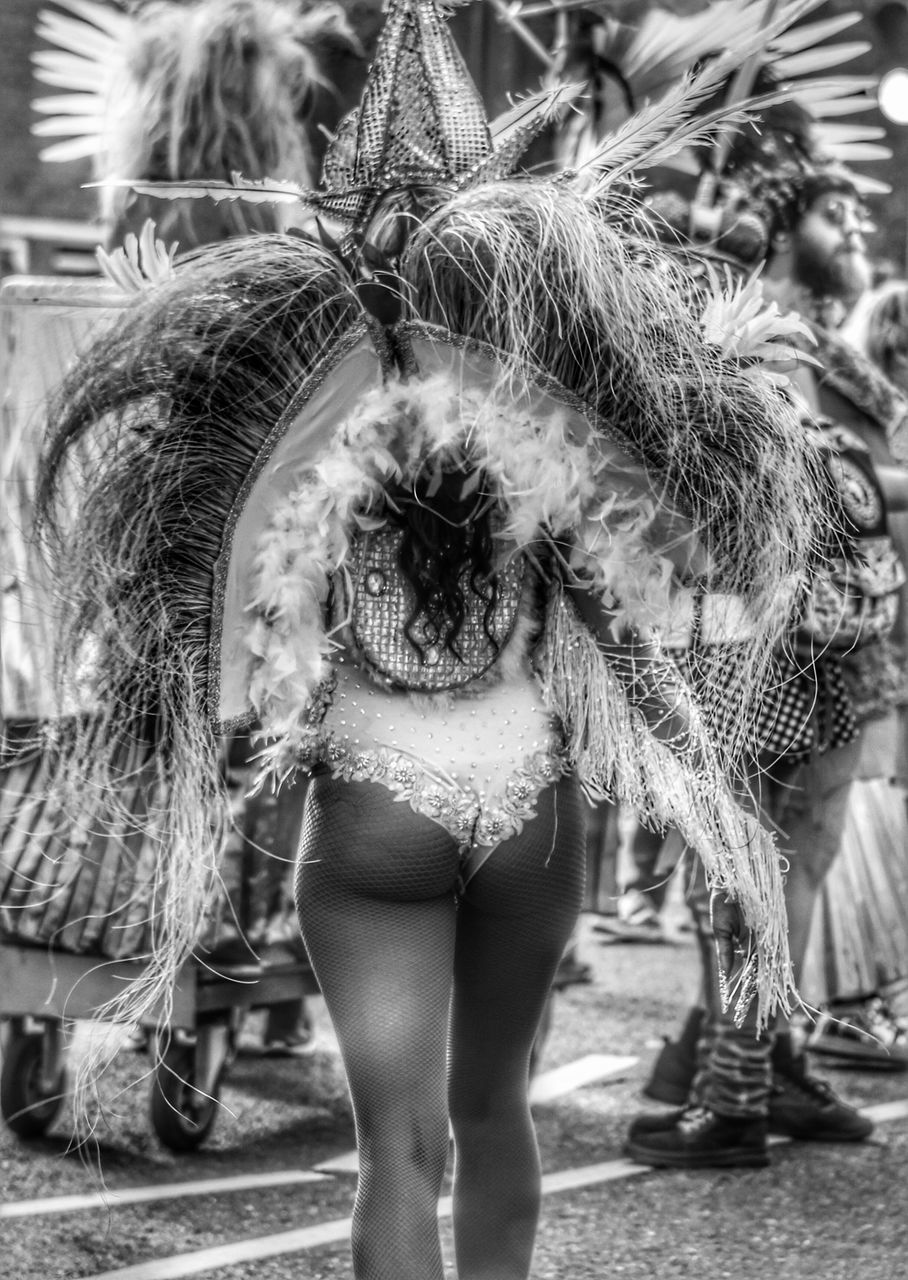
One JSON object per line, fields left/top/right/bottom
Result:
{"left": 31, "top": 0, "right": 360, "bottom": 240}
{"left": 33, "top": 0, "right": 831, "bottom": 1048}
{"left": 535, "top": 0, "right": 890, "bottom": 268}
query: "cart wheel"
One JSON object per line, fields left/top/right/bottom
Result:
{"left": 150, "top": 1041, "right": 220, "bottom": 1152}
{"left": 0, "top": 1030, "right": 66, "bottom": 1138}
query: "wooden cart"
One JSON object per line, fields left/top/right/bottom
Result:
{"left": 0, "top": 941, "right": 319, "bottom": 1151}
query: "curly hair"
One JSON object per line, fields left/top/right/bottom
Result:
{"left": 386, "top": 468, "right": 501, "bottom": 663}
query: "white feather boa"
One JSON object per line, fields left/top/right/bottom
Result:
{"left": 243, "top": 370, "right": 685, "bottom": 775}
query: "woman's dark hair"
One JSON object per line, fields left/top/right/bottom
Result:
{"left": 388, "top": 468, "right": 501, "bottom": 662}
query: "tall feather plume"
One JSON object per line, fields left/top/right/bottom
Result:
{"left": 33, "top": 235, "right": 357, "bottom": 1138}
{"left": 545, "top": 0, "right": 888, "bottom": 192}
{"left": 29, "top": 0, "right": 839, "bottom": 1083}
{"left": 566, "top": 72, "right": 802, "bottom": 194}
{"left": 404, "top": 178, "right": 829, "bottom": 1023}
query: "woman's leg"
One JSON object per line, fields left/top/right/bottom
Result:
{"left": 448, "top": 775, "right": 587, "bottom": 1280}
{"left": 295, "top": 773, "right": 461, "bottom": 1280}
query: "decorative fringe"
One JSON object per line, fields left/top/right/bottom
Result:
{"left": 405, "top": 179, "right": 828, "bottom": 768}
{"left": 539, "top": 587, "right": 795, "bottom": 1027}
{"left": 32, "top": 233, "right": 356, "bottom": 1135}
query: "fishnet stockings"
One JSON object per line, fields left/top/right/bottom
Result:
{"left": 296, "top": 771, "right": 586, "bottom": 1280}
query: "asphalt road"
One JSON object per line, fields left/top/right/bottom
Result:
{"left": 2, "top": 912, "right": 907, "bottom": 1280}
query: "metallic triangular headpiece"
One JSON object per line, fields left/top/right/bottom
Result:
{"left": 320, "top": 0, "right": 492, "bottom": 227}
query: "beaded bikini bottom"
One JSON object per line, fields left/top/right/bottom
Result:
{"left": 313, "top": 656, "right": 567, "bottom": 876}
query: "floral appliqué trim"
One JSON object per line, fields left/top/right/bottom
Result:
{"left": 317, "top": 736, "right": 568, "bottom": 848}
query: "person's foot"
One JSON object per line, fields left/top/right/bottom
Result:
{"left": 627, "top": 1106, "right": 687, "bottom": 1137}
{"left": 768, "top": 1065, "right": 873, "bottom": 1141}
{"left": 807, "top": 997, "right": 908, "bottom": 1072}
{"left": 625, "top": 1106, "right": 769, "bottom": 1168}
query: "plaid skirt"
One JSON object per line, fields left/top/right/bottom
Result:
{"left": 678, "top": 648, "right": 858, "bottom": 766}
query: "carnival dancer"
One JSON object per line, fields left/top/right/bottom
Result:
{"left": 33, "top": 1, "right": 832, "bottom": 1273}
{"left": 796, "top": 280, "right": 908, "bottom": 1072}
{"left": 626, "top": 90, "right": 908, "bottom": 1168}
{"left": 537, "top": 0, "right": 907, "bottom": 1163}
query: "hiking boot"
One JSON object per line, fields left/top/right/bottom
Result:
{"left": 627, "top": 1107, "right": 687, "bottom": 1138}
{"left": 807, "top": 997, "right": 908, "bottom": 1072}
{"left": 624, "top": 1106, "right": 769, "bottom": 1169}
{"left": 768, "top": 1068, "right": 873, "bottom": 1141}
{"left": 769, "top": 1034, "right": 872, "bottom": 1140}
{"left": 642, "top": 1005, "right": 703, "bottom": 1105}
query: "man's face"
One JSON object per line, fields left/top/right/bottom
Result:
{"left": 791, "top": 189, "right": 873, "bottom": 304}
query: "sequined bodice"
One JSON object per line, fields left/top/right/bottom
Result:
{"left": 345, "top": 524, "right": 527, "bottom": 692}
{"left": 299, "top": 529, "right": 566, "bottom": 867}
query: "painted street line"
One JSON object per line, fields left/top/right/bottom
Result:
{"left": 862, "top": 1098, "right": 908, "bottom": 1124}
{"left": 315, "top": 1053, "right": 639, "bottom": 1175}
{"left": 0, "top": 1170, "right": 329, "bottom": 1220}
{"left": 539, "top": 1158, "right": 649, "bottom": 1192}
{"left": 529, "top": 1053, "right": 639, "bottom": 1105}
{"left": 86, "top": 1217, "right": 355, "bottom": 1280}
{"left": 71, "top": 1097, "right": 908, "bottom": 1280}
{"left": 78, "top": 1163, "right": 652, "bottom": 1280}
{"left": 313, "top": 1147, "right": 360, "bottom": 1174}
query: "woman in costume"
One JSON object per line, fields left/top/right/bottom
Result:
{"left": 34, "top": 1, "right": 830, "bottom": 1274}
{"left": 796, "top": 280, "right": 908, "bottom": 1069}
{"left": 547, "top": 0, "right": 908, "bottom": 1160}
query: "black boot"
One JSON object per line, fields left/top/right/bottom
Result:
{"left": 769, "top": 1032, "right": 873, "bottom": 1142}
{"left": 642, "top": 1006, "right": 704, "bottom": 1105}
{"left": 625, "top": 1105, "right": 769, "bottom": 1169}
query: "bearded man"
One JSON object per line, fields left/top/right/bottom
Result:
{"left": 627, "top": 157, "right": 908, "bottom": 1168}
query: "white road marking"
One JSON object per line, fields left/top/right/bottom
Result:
{"left": 862, "top": 1098, "right": 908, "bottom": 1124}
{"left": 69, "top": 1166, "right": 653, "bottom": 1280}
{"left": 529, "top": 1053, "right": 639, "bottom": 1105}
{"left": 86, "top": 1218, "right": 355, "bottom": 1279}
{"left": 9, "top": 1058, "right": 906, "bottom": 1280}
{"left": 313, "top": 1148, "right": 360, "bottom": 1174}
{"left": 0, "top": 1170, "right": 329, "bottom": 1219}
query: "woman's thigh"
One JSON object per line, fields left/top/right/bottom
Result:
{"left": 450, "top": 776, "right": 587, "bottom": 1090}
{"left": 295, "top": 772, "right": 461, "bottom": 1100}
